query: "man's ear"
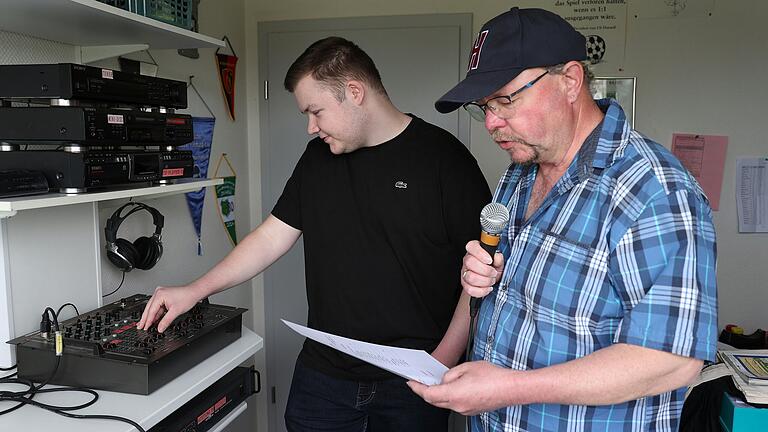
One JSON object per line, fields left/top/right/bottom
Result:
{"left": 561, "top": 61, "right": 585, "bottom": 103}
{"left": 346, "top": 80, "right": 365, "bottom": 105}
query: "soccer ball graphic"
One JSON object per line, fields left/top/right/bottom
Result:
{"left": 585, "top": 35, "right": 606, "bottom": 64}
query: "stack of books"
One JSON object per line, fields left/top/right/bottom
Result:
{"left": 717, "top": 349, "right": 768, "bottom": 404}
{"left": 720, "top": 351, "right": 768, "bottom": 385}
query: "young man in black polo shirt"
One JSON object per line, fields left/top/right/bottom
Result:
{"left": 139, "top": 37, "right": 490, "bottom": 431}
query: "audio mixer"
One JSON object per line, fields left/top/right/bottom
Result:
{"left": 9, "top": 294, "right": 246, "bottom": 395}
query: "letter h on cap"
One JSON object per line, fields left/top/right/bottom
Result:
{"left": 468, "top": 30, "right": 489, "bottom": 71}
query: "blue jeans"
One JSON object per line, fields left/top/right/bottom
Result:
{"left": 285, "top": 360, "right": 450, "bottom": 431}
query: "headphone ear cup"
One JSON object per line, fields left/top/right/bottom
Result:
{"left": 108, "top": 238, "right": 139, "bottom": 272}
{"left": 133, "top": 236, "right": 162, "bottom": 270}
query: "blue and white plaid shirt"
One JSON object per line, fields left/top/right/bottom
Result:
{"left": 473, "top": 99, "right": 718, "bottom": 432}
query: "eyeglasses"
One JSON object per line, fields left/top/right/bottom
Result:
{"left": 462, "top": 71, "right": 549, "bottom": 122}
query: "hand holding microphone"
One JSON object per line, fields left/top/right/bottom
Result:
{"left": 464, "top": 202, "right": 510, "bottom": 317}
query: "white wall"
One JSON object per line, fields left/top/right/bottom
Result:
{"left": 243, "top": 6, "right": 768, "bottom": 429}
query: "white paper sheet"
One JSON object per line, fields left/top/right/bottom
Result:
{"left": 736, "top": 157, "right": 768, "bottom": 232}
{"left": 282, "top": 320, "right": 448, "bottom": 385}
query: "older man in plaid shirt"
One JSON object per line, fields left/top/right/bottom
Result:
{"left": 409, "top": 7, "right": 718, "bottom": 432}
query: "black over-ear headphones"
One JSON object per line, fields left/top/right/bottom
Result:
{"left": 104, "top": 202, "right": 165, "bottom": 272}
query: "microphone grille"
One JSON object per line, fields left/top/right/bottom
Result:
{"left": 480, "top": 202, "right": 510, "bottom": 235}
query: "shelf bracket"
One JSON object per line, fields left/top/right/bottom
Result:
{"left": 80, "top": 44, "right": 150, "bottom": 63}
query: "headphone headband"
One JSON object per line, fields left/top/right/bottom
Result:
{"left": 105, "top": 202, "right": 164, "bottom": 244}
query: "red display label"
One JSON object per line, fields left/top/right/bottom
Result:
{"left": 162, "top": 168, "right": 185, "bottom": 177}
{"left": 107, "top": 114, "right": 124, "bottom": 124}
{"left": 214, "top": 396, "right": 227, "bottom": 411}
{"left": 166, "top": 117, "right": 187, "bottom": 125}
{"left": 197, "top": 406, "right": 214, "bottom": 424}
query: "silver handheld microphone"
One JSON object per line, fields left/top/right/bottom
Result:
{"left": 470, "top": 203, "right": 510, "bottom": 316}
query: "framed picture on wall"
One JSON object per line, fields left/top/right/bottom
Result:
{"left": 591, "top": 77, "right": 636, "bottom": 127}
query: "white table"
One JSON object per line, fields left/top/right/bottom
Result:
{"left": 0, "top": 327, "right": 262, "bottom": 431}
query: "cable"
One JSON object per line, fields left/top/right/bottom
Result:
{"left": 0, "top": 306, "right": 146, "bottom": 431}
{"left": 102, "top": 271, "right": 126, "bottom": 298}
{"left": 55, "top": 303, "right": 80, "bottom": 320}
{"left": 0, "top": 364, "right": 16, "bottom": 371}
{"left": 465, "top": 304, "right": 480, "bottom": 432}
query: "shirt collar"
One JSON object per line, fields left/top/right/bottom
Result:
{"left": 592, "top": 98, "right": 632, "bottom": 170}
{"left": 559, "top": 98, "right": 631, "bottom": 188}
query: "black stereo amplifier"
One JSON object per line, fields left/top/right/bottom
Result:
{"left": 0, "top": 63, "right": 187, "bottom": 108}
{"left": 0, "top": 169, "right": 49, "bottom": 198}
{"left": 0, "top": 107, "right": 193, "bottom": 146}
{"left": 0, "top": 150, "right": 194, "bottom": 193}
{"left": 149, "top": 366, "right": 259, "bottom": 432}
{"left": 9, "top": 294, "right": 247, "bottom": 395}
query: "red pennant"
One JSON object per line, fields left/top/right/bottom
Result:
{"left": 216, "top": 53, "right": 238, "bottom": 120}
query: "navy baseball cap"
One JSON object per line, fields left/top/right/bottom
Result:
{"left": 435, "top": 7, "right": 587, "bottom": 113}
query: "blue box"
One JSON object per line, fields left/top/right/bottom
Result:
{"left": 719, "top": 392, "right": 768, "bottom": 432}
{"left": 131, "top": 0, "right": 193, "bottom": 30}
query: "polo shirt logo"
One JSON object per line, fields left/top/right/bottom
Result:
{"left": 394, "top": 181, "right": 408, "bottom": 189}
{"left": 468, "top": 30, "right": 489, "bottom": 71}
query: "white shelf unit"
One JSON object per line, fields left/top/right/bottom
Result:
{"left": 0, "top": 178, "right": 224, "bottom": 219}
{"left": 0, "top": 178, "right": 224, "bottom": 371}
{"left": 0, "top": 0, "right": 226, "bottom": 49}
{"left": 0, "top": 5, "right": 257, "bottom": 430}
